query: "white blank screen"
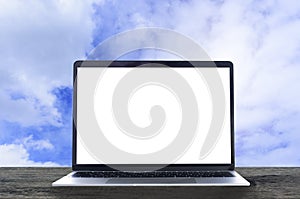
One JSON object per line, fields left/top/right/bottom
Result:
{"left": 76, "top": 67, "right": 231, "bottom": 164}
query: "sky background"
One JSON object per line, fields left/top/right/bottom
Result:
{"left": 0, "top": 0, "right": 300, "bottom": 166}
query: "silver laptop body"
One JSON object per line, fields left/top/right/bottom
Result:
{"left": 53, "top": 61, "right": 250, "bottom": 186}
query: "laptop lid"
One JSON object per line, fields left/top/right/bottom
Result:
{"left": 72, "top": 61, "right": 234, "bottom": 171}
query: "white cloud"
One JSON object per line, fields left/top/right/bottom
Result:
{"left": 0, "top": 0, "right": 97, "bottom": 127}
{"left": 15, "top": 135, "right": 54, "bottom": 151}
{"left": 0, "top": 135, "right": 60, "bottom": 166}
{"left": 0, "top": 143, "right": 60, "bottom": 166}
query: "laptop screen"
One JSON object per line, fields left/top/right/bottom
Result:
{"left": 75, "top": 63, "right": 231, "bottom": 165}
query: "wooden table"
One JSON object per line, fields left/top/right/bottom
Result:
{"left": 0, "top": 167, "right": 299, "bottom": 198}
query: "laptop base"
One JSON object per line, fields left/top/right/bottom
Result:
{"left": 52, "top": 171, "right": 250, "bottom": 186}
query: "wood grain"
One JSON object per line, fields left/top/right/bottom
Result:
{"left": 0, "top": 167, "right": 299, "bottom": 199}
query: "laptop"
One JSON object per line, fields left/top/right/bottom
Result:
{"left": 52, "top": 60, "right": 250, "bottom": 186}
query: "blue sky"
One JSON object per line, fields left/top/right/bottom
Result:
{"left": 0, "top": 0, "right": 300, "bottom": 166}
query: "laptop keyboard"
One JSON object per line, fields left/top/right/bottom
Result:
{"left": 73, "top": 171, "right": 234, "bottom": 178}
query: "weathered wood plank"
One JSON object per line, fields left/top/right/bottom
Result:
{"left": 0, "top": 167, "right": 299, "bottom": 199}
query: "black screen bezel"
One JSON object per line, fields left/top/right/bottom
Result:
{"left": 72, "top": 61, "right": 235, "bottom": 171}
